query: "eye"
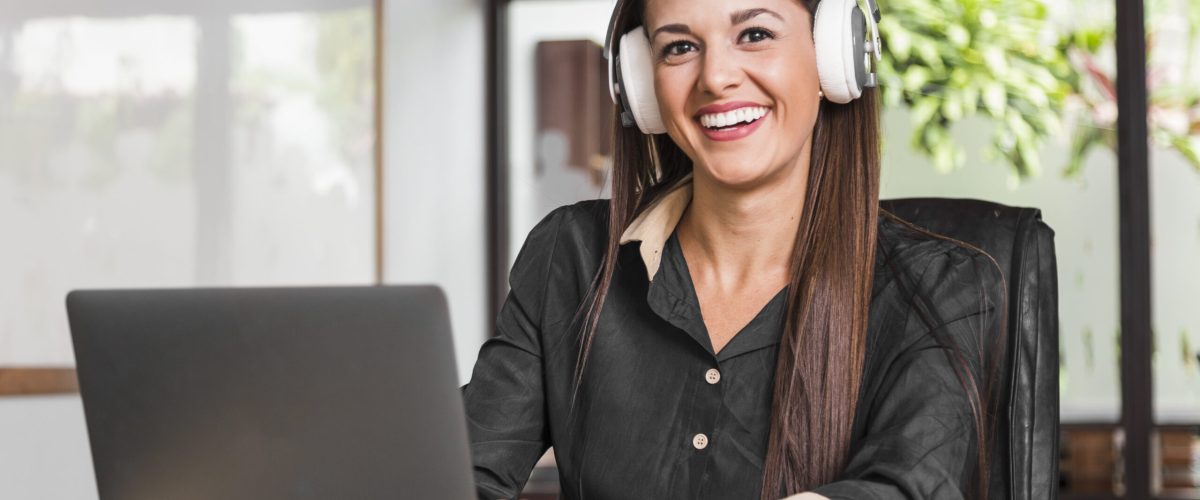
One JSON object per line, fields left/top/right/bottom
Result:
{"left": 739, "top": 27, "right": 774, "bottom": 44}
{"left": 661, "top": 40, "right": 697, "bottom": 59}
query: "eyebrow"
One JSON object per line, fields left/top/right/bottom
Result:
{"left": 651, "top": 23, "right": 692, "bottom": 40}
{"left": 651, "top": 8, "right": 784, "bottom": 41}
{"left": 731, "top": 8, "right": 783, "bottom": 25}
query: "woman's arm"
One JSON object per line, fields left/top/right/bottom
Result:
{"left": 460, "top": 207, "right": 565, "bottom": 500}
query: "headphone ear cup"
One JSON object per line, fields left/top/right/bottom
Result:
{"left": 813, "top": 0, "right": 866, "bottom": 104}
{"left": 618, "top": 26, "right": 667, "bottom": 134}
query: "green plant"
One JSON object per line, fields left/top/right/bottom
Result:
{"left": 877, "top": 0, "right": 1200, "bottom": 179}
{"left": 876, "top": 0, "right": 1073, "bottom": 178}
{"left": 1054, "top": 21, "right": 1117, "bottom": 177}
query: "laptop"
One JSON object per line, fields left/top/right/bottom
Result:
{"left": 66, "top": 285, "right": 475, "bottom": 500}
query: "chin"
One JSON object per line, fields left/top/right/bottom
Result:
{"left": 697, "top": 161, "right": 776, "bottom": 189}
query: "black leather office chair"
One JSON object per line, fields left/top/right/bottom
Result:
{"left": 880, "top": 197, "right": 1060, "bottom": 500}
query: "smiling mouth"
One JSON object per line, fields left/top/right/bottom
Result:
{"left": 697, "top": 106, "right": 769, "bottom": 131}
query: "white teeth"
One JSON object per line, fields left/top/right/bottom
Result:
{"left": 700, "top": 106, "right": 768, "bottom": 129}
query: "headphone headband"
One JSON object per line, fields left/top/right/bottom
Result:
{"left": 602, "top": 0, "right": 627, "bottom": 61}
{"left": 603, "top": 0, "right": 632, "bottom": 108}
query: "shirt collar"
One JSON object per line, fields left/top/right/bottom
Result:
{"left": 619, "top": 172, "right": 695, "bottom": 282}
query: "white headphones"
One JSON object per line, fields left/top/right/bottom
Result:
{"left": 603, "top": 0, "right": 883, "bottom": 135}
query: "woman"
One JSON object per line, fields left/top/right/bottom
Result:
{"left": 462, "top": 0, "right": 1006, "bottom": 498}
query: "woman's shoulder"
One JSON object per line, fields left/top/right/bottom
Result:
{"left": 507, "top": 199, "right": 612, "bottom": 326}
{"left": 544, "top": 198, "right": 612, "bottom": 243}
{"left": 519, "top": 199, "right": 610, "bottom": 270}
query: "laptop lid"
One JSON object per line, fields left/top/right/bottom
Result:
{"left": 66, "top": 285, "right": 474, "bottom": 500}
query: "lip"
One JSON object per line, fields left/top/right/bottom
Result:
{"left": 693, "top": 100, "right": 768, "bottom": 119}
{"left": 698, "top": 108, "right": 769, "bottom": 142}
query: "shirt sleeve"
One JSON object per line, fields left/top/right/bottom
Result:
{"left": 460, "top": 208, "right": 565, "bottom": 500}
{"left": 807, "top": 247, "right": 1005, "bottom": 500}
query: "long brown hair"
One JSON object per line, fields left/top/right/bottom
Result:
{"left": 569, "top": 1, "right": 997, "bottom": 498}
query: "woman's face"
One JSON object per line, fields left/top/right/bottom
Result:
{"left": 643, "top": 0, "right": 821, "bottom": 187}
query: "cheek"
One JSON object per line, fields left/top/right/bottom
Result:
{"left": 654, "top": 65, "right": 704, "bottom": 153}
{"left": 748, "top": 48, "right": 817, "bottom": 97}
{"left": 654, "top": 65, "right": 695, "bottom": 119}
{"left": 766, "top": 38, "right": 819, "bottom": 89}
{"left": 759, "top": 52, "right": 820, "bottom": 117}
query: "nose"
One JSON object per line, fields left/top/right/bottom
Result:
{"left": 697, "top": 42, "right": 743, "bottom": 96}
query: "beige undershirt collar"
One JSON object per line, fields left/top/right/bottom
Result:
{"left": 618, "top": 172, "right": 695, "bottom": 282}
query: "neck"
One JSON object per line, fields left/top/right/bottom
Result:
{"left": 677, "top": 142, "right": 811, "bottom": 294}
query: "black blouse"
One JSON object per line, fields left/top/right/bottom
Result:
{"left": 461, "top": 177, "right": 1004, "bottom": 500}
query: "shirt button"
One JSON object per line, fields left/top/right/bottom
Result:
{"left": 692, "top": 433, "right": 709, "bottom": 450}
{"left": 704, "top": 368, "right": 721, "bottom": 385}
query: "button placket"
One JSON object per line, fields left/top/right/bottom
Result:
{"left": 690, "top": 369, "right": 717, "bottom": 453}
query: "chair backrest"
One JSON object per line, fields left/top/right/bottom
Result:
{"left": 880, "top": 197, "right": 1060, "bottom": 500}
